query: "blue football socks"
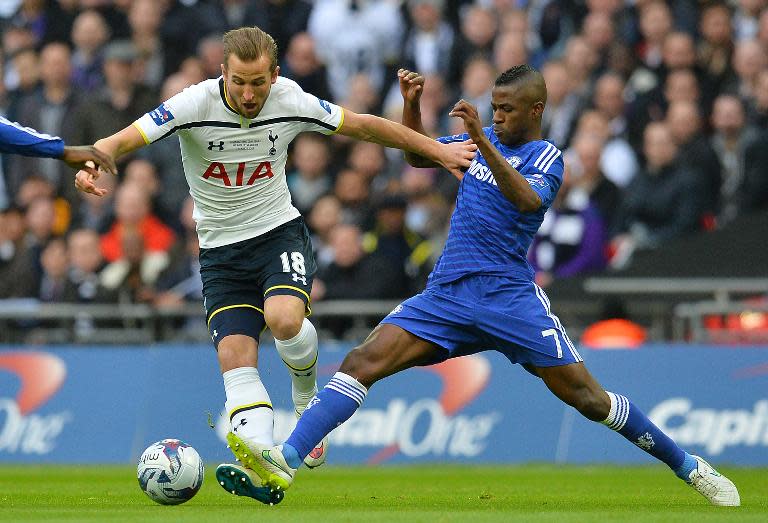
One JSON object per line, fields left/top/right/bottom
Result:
{"left": 283, "top": 372, "right": 368, "bottom": 468}
{"left": 602, "top": 391, "right": 692, "bottom": 479}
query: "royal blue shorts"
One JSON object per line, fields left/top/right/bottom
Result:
{"left": 380, "top": 275, "right": 582, "bottom": 368}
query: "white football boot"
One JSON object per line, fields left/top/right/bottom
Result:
{"left": 295, "top": 408, "right": 329, "bottom": 468}
{"left": 687, "top": 455, "right": 740, "bottom": 506}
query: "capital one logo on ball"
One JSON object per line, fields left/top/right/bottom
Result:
{"left": 0, "top": 352, "right": 71, "bottom": 454}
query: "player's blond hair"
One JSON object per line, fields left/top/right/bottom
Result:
{"left": 223, "top": 27, "right": 278, "bottom": 71}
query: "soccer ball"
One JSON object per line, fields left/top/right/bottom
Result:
{"left": 137, "top": 439, "right": 204, "bottom": 505}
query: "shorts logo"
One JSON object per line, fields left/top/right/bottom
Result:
{"left": 207, "top": 141, "right": 225, "bottom": 151}
{"left": 292, "top": 273, "right": 307, "bottom": 286}
{"left": 318, "top": 98, "right": 332, "bottom": 114}
{"left": 149, "top": 103, "right": 175, "bottom": 126}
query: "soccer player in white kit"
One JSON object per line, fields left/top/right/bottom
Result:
{"left": 74, "top": 27, "right": 476, "bottom": 505}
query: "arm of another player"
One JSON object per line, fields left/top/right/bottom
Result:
{"left": 73, "top": 124, "right": 146, "bottom": 196}
{"left": 449, "top": 99, "right": 542, "bottom": 213}
{"left": 336, "top": 107, "right": 476, "bottom": 180}
{"left": 0, "top": 116, "right": 117, "bottom": 177}
{"left": 398, "top": 69, "right": 439, "bottom": 168}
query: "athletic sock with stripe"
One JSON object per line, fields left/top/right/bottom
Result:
{"left": 223, "top": 367, "right": 274, "bottom": 445}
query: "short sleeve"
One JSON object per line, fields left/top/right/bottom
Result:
{"left": 521, "top": 143, "right": 564, "bottom": 208}
{"left": 292, "top": 88, "right": 344, "bottom": 135}
{"left": 133, "top": 85, "right": 203, "bottom": 144}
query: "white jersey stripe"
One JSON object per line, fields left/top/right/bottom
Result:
{"left": 534, "top": 284, "right": 582, "bottom": 362}
{"left": 542, "top": 149, "right": 562, "bottom": 173}
{"left": 534, "top": 143, "right": 554, "bottom": 168}
{"left": 539, "top": 146, "right": 560, "bottom": 173}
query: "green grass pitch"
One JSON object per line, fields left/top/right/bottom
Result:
{"left": 0, "top": 464, "right": 765, "bottom": 522}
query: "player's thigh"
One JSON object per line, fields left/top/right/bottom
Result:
{"left": 259, "top": 217, "right": 316, "bottom": 318}
{"left": 479, "top": 280, "right": 583, "bottom": 367}
{"left": 341, "top": 323, "right": 447, "bottom": 388}
{"left": 199, "top": 240, "right": 267, "bottom": 349}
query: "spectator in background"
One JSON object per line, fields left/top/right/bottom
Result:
{"left": 635, "top": 0, "right": 674, "bottom": 72}
{"left": 592, "top": 72, "right": 630, "bottom": 142}
{"left": 24, "top": 196, "right": 56, "bottom": 264}
{"left": 7, "top": 0, "right": 71, "bottom": 46}
{"left": 153, "top": 199, "right": 202, "bottom": 307}
{"left": 454, "top": 56, "right": 495, "bottom": 128}
{"left": 401, "top": 0, "right": 454, "bottom": 78}
{"left": 280, "top": 32, "right": 332, "bottom": 103}
{"left": 529, "top": 160, "right": 608, "bottom": 288}
{"left": 698, "top": 3, "right": 736, "bottom": 106}
{"left": 363, "top": 193, "right": 433, "bottom": 295}
{"left": 5, "top": 47, "right": 40, "bottom": 120}
{"left": 710, "top": 94, "right": 768, "bottom": 224}
{"left": 312, "top": 223, "right": 400, "bottom": 302}
{"left": 122, "top": 157, "right": 178, "bottom": 232}
{"left": 100, "top": 182, "right": 175, "bottom": 264}
{"left": 747, "top": 68, "right": 768, "bottom": 128}
{"left": 730, "top": 39, "right": 768, "bottom": 100}
{"left": 64, "top": 228, "right": 113, "bottom": 303}
{"left": 0, "top": 206, "right": 37, "bottom": 298}
{"left": 70, "top": 9, "right": 110, "bottom": 93}
{"left": 70, "top": 40, "right": 157, "bottom": 148}
{"left": 306, "top": 194, "right": 342, "bottom": 271}
{"left": 733, "top": 0, "right": 766, "bottom": 41}
{"left": 240, "top": 0, "right": 313, "bottom": 63}
{"left": 665, "top": 100, "right": 722, "bottom": 220}
{"left": 541, "top": 60, "right": 581, "bottom": 147}
{"left": 8, "top": 43, "right": 81, "bottom": 201}
{"left": 100, "top": 225, "right": 168, "bottom": 304}
{"left": 447, "top": 5, "right": 497, "bottom": 86}
{"left": 37, "top": 237, "right": 68, "bottom": 302}
{"left": 197, "top": 34, "right": 226, "bottom": 80}
{"left": 287, "top": 134, "right": 332, "bottom": 215}
{"left": 662, "top": 32, "right": 698, "bottom": 73}
{"left": 611, "top": 122, "right": 703, "bottom": 267}
{"left": 574, "top": 110, "right": 638, "bottom": 189}
{"left": 127, "top": 0, "right": 167, "bottom": 90}
{"left": 347, "top": 141, "right": 389, "bottom": 193}
{"left": 581, "top": 10, "right": 616, "bottom": 72}
{"left": 71, "top": 167, "right": 115, "bottom": 233}
{"left": 566, "top": 132, "right": 621, "bottom": 228}
{"left": 333, "top": 168, "right": 371, "bottom": 227}
{"left": 562, "top": 36, "right": 599, "bottom": 113}
{"left": 308, "top": 0, "right": 403, "bottom": 101}
{"left": 493, "top": 30, "right": 528, "bottom": 74}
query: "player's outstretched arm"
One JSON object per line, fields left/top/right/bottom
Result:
{"left": 398, "top": 68, "right": 437, "bottom": 168}
{"left": 61, "top": 145, "right": 118, "bottom": 177}
{"left": 73, "top": 124, "right": 146, "bottom": 196}
{"left": 450, "top": 99, "right": 542, "bottom": 213}
{"left": 337, "top": 109, "right": 476, "bottom": 179}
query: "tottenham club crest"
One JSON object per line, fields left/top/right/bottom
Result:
{"left": 268, "top": 130, "right": 278, "bottom": 155}
{"left": 506, "top": 156, "right": 522, "bottom": 168}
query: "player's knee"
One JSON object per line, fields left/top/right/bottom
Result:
{"left": 339, "top": 348, "right": 383, "bottom": 388}
{"left": 265, "top": 312, "right": 303, "bottom": 340}
{"left": 217, "top": 335, "right": 258, "bottom": 372}
{"left": 572, "top": 390, "right": 610, "bottom": 422}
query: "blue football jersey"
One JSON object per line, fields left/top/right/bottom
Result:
{"left": 431, "top": 127, "right": 563, "bottom": 284}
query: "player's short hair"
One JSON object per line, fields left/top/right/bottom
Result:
{"left": 495, "top": 64, "right": 541, "bottom": 87}
{"left": 223, "top": 27, "right": 278, "bottom": 71}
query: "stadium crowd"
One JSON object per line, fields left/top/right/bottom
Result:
{"left": 1, "top": 0, "right": 767, "bottom": 313}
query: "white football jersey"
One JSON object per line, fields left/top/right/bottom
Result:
{"left": 133, "top": 76, "right": 344, "bottom": 248}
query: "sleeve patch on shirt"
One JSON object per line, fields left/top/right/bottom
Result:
{"left": 525, "top": 173, "right": 548, "bottom": 188}
{"left": 149, "top": 103, "right": 175, "bottom": 126}
{"left": 318, "top": 98, "right": 332, "bottom": 114}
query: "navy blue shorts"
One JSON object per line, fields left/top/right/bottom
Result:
{"left": 380, "top": 275, "right": 582, "bottom": 368}
{"left": 199, "top": 217, "right": 316, "bottom": 349}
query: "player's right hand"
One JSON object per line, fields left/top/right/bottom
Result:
{"left": 74, "top": 164, "right": 108, "bottom": 196}
{"left": 398, "top": 69, "right": 424, "bottom": 105}
{"left": 62, "top": 145, "right": 117, "bottom": 177}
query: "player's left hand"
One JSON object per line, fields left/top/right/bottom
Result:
{"left": 61, "top": 145, "right": 117, "bottom": 177}
{"left": 449, "top": 99, "right": 484, "bottom": 143}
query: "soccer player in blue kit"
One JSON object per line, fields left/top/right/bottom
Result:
{"left": 229, "top": 65, "right": 740, "bottom": 507}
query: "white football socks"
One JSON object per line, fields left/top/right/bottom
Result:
{"left": 274, "top": 318, "right": 319, "bottom": 415}
{"left": 223, "top": 367, "right": 274, "bottom": 445}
